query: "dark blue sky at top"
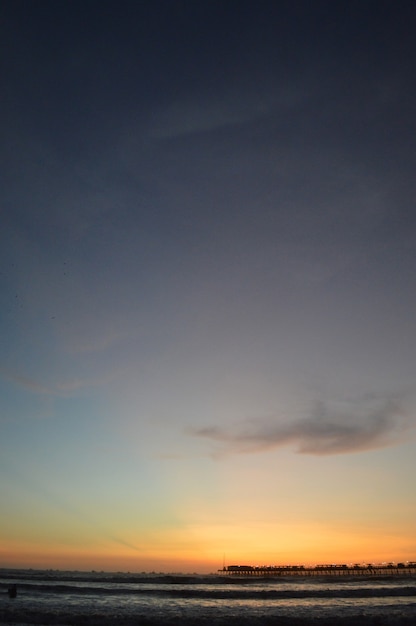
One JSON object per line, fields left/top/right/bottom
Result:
{"left": 1, "top": 1, "right": 416, "bottom": 460}
{"left": 3, "top": 0, "right": 416, "bottom": 250}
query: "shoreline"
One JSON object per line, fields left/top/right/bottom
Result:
{"left": 2, "top": 617, "right": 416, "bottom": 626}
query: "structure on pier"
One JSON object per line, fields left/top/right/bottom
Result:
{"left": 220, "top": 562, "right": 416, "bottom": 577}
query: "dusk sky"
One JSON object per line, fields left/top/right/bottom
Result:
{"left": 1, "top": 0, "right": 416, "bottom": 573}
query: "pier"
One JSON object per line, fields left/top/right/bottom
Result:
{"left": 220, "top": 562, "right": 416, "bottom": 577}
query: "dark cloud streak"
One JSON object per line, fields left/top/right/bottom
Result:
{"left": 192, "top": 396, "right": 411, "bottom": 457}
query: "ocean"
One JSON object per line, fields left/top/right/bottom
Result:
{"left": 1, "top": 568, "right": 416, "bottom": 625}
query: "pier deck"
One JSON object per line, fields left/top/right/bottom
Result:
{"left": 220, "top": 563, "right": 416, "bottom": 577}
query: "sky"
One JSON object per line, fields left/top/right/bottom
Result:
{"left": 1, "top": 0, "right": 416, "bottom": 573}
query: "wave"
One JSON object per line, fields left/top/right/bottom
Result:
{"left": 2, "top": 569, "right": 416, "bottom": 585}
{"left": 2, "top": 570, "right": 416, "bottom": 626}
{"left": 2, "top": 581, "right": 416, "bottom": 599}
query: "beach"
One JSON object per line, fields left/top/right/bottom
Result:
{"left": 1, "top": 569, "right": 416, "bottom": 625}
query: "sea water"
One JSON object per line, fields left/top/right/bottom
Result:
{"left": 1, "top": 569, "right": 416, "bottom": 625}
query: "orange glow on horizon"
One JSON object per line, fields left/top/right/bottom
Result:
{"left": 2, "top": 518, "right": 414, "bottom": 573}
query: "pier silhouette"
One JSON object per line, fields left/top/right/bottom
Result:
{"left": 220, "top": 562, "right": 416, "bottom": 577}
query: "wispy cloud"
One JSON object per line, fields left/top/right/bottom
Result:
{"left": 0, "top": 457, "right": 142, "bottom": 552}
{"left": 0, "top": 366, "right": 112, "bottom": 398}
{"left": 0, "top": 368, "right": 53, "bottom": 395}
{"left": 191, "top": 395, "right": 411, "bottom": 457}
{"left": 147, "top": 82, "right": 306, "bottom": 139}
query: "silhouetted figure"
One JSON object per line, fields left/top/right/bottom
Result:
{"left": 8, "top": 584, "right": 17, "bottom": 598}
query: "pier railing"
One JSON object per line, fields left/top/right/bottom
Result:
{"left": 219, "top": 563, "right": 416, "bottom": 577}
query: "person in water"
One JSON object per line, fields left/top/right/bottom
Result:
{"left": 7, "top": 584, "right": 17, "bottom": 598}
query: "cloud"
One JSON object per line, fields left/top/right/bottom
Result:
{"left": 0, "top": 458, "right": 142, "bottom": 552}
{"left": 0, "top": 368, "right": 53, "bottom": 396}
{"left": 147, "top": 83, "right": 306, "bottom": 139}
{"left": 191, "top": 395, "right": 411, "bottom": 457}
{"left": 0, "top": 366, "right": 113, "bottom": 398}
